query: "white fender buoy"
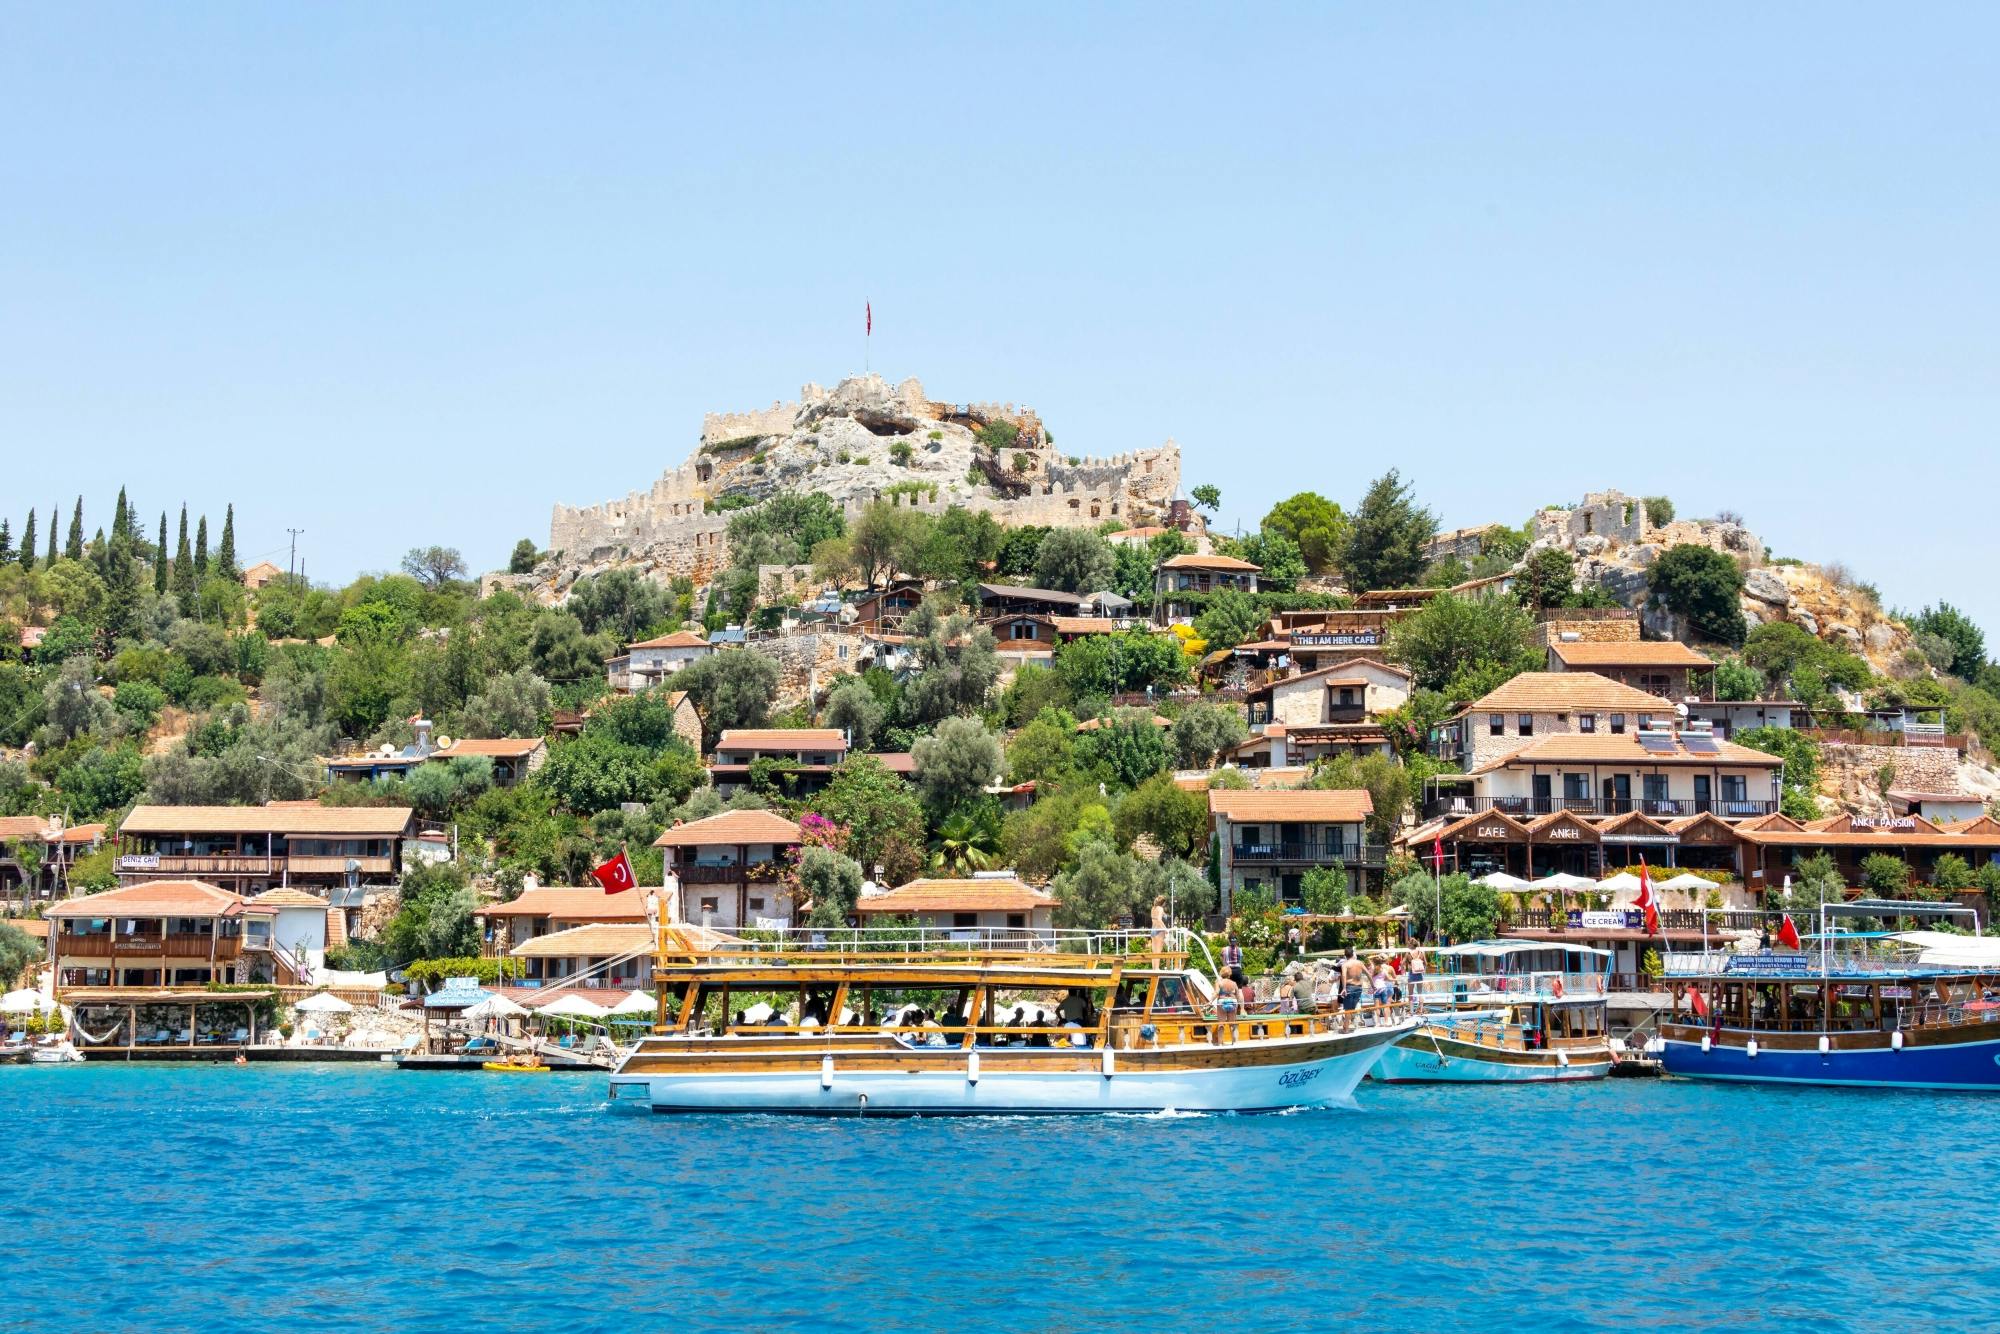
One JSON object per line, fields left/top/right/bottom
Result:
{"left": 820, "top": 1055, "right": 834, "bottom": 1089}
{"left": 1746, "top": 1039, "right": 1758, "bottom": 1059}
{"left": 1101, "top": 1048, "right": 1115, "bottom": 1079}
{"left": 1819, "top": 1035, "right": 1830, "bottom": 1055}
{"left": 967, "top": 1051, "right": 980, "bottom": 1084}
{"left": 1557, "top": 1050, "right": 1569, "bottom": 1068}
{"left": 1892, "top": 1030, "right": 1904, "bottom": 1051}
{"left": 1701, "top": 1034, "right": 1712, "bottom": 1053}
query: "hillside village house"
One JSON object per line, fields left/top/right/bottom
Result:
{"left": 1154, "top": 553, "right": 1259, "bottom": 624}
{"left": 854, "top": 875, "right": 1057, "bottom": 937}
{"left": 0, "top": 816, "right": 108, "bottom": 901}
{"left": 605, "top": 630, "right": 713, "bottom": 692}
{"left": 116, "top": 805, "right": 418, "bottom": 909}
{"left": 975, "top": 582, "right": 1089, "bottom": 620}
{"left": 1429, "top": 672, "right": 1686, "bottom": 771}
{"left": 46, "top": 880, "right": 275, "bottom": 990}
{"left": 707, "top": 729, "right": 849, "bottom": 796}
{"left": 324, "top": 734, "right": 548, "bottom": 786}
{"left": 1209, "top": 788, "right": 1383, "bottom": 912}
{"left": 1429, "top": 724, "right": 1784, "bottom": 825}
{"left": 1231, "top": 659, "right": 1413, "bottom": 768}
{"left": 850, "top": 578, "right": 927, "bottom": 632}
{"left": 654, "top": 808, "right": 805, "bottom": 928}
{"left": 474, "top": 883, "right": 647, "bottom": 955}
{"left": 509, "top": 923, "right": 653, "bottom": 991}
{"left": 1545, "top": 638, "right": 1715, "bottom": 699}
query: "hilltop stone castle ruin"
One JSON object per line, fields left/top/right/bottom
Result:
{"left": 525, "top": 374, "right": 1182, "bottom": 592}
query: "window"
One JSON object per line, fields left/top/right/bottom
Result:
{"left": 1518, "top": 714, "right": 1534, "bottom": 737}
{"left": 1638, "top": 714, "right": 1653, "bottom": 731}
{"left": 1610, "top": 714, "right": 1626, "bottom": 734}
{"left": 953, "top": 912, "right": 978, "bottom": 928}
{"left": 1563, "top": 773, "right": 1591, "bottom": 801}
{"left": 1010, "top": 621, "right": 1038, "bottom": 641}
{"left": 748, "top": 897, "right": 765, "bottom": 912}
{"left": 1489, "top": 713, "right": 1504, "bottom": 736}
{"left": 1007, "top": 914, "right": 1026, "bottom": 929}
{"left": 1721, "top": 775, "right": 1748, "bottom": 802}
{"left": 1643, "top": 774, "right": 1669, "bottom": 804}
{"left": 698, "top": 896, "right": 719, "bottom": 914}
{"left": 1579, "top": 714, "right": 1596, "bottom": 733}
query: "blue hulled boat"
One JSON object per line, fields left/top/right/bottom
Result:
{"left": 1658, "top": 899, "right": 2000, "bottom": 1090}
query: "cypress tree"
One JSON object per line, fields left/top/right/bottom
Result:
{"left": 0, "top": 519, "right": 11, "bottom": 565}
{"left": 45, "top": 510, "right": 57, "bottom": 566}
{"left": 155, "top": 512, "right": 169, "bottom": 594}
{"left": 195, "top": 515, "right": 209, "bottom": 576}
{"left": 65, "top": 497, "right": 83, "bottom": 561}
{"left": 217, "top": 504, "right": 238, "bottom": 580}
{"left": 105, "top": 506, "right": 139, "bottom": 641}
{"left": 18, "top": 510, "right": 35, "bottom": 571}
{"left": 173, "top": 504, "right": 196, "bottom": 615}
{"left": 90, "top": 527, "right": 108, "bottom": 580}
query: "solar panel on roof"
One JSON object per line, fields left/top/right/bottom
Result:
{"left": 1683, "top": 734, "right": 1720, "bottom": 753}
{"left": 1638, "top": 732, "right": 1677, "bottom": 753}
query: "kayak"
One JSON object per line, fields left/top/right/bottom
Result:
{"left": 482, "top": 1060, "right": 549, "bottom": 1073}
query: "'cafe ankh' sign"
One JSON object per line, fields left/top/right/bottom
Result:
{"left": 1548, "top": 826, "right": 1582, "bottom": 840}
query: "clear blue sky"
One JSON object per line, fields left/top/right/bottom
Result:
{"left": 5, "top": 6, "right": 1996, "bottom": 637}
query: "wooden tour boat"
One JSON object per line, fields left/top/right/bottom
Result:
{"left": 608, "top": 927, "right": 1417, "bottom": 1115}
{"left": 1658, "top": 899, "right": 2000, "bottom": 1090}
{"left": 1373, "top": 940, "right": 1614, "bottom": 1083}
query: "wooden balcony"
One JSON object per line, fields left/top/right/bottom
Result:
{"left": 674, "top": 863, "right": 782, "bottom": 885}
{"left": 56, "top": 933, "right": 244, "bottom": 960}
{"left": 117, "top": 853, "right": 392, "bottom": 877}
{"left": 1422, "top": 796, "right": 1779, "bottom": 821}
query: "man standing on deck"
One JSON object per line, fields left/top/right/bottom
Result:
{"left": 1338, "top": 948, "right": 1368, "bottom": 1031}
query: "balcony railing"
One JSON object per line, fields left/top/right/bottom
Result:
{"left": 1422, "top": 796, "right": 1778, "bottom": 821}
{"left": 57, "top": 933, "right": 244, "bottom": 960}
{"left": 117, "top": 853, "right": 394, "bottom": 877}
{"left": 674, "top": 863, "right": 783, "bottom": 885}
{"left": 1231, "top": 841, "right": 1388, "bottom": 866}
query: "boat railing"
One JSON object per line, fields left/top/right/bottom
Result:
{"left": 657, "top": 924, "right": 1205, "bottom": 970}
{"left": 1414, "top": 970, "right": 1606, "bottom": 1004}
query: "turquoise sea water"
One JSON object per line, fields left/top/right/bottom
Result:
{"left": 3, "top": 1064, "right": 1994, "bottom": 1333}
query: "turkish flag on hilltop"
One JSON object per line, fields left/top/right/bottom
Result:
{"left": 1634, "top": 858, "right": 1660, "bottom": 936}
{"left": 1777, "top": 913, "right": 1802, "bottom": 950}
{"left": 591, "top": 851, "right": 636, "bottom": 894}
{"left": 1432, "top": 835, "right": 1445, "bottom": 873}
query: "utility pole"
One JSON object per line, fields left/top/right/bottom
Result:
{"left": 287, "top": 528, "right": 305, "bottom": 580}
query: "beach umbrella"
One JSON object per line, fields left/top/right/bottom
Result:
{"left": 293, "top": 992, "right": 354, "bottom": 1014}
{"left": 1655, "top": 872, "right": 1716, "bottom": 893}
{"left": 1597, "top": 872, "right": 1643, "bottom": 892}
{"left": 1473, "top": 872, "right": 1532, "bottom": 890}
{"left": 606, "top": 991, "right": 656, "bottom": 1017}
{"left": 463, "top": 995, "right": 528, "bottom": 1021}
{"left": 739, "top": 1001, "right": 776, "bottom": 1024}
{"left": 537, "top": 993, "right": 609, "bottom": 1020}
{"left": 1, "top": 989, "right": 55, "bottom": 1015}
{"left": 1534, "top": 872, "right": 1597, "bottom": 892}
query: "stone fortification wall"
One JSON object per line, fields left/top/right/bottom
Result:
{"left": 525, "top": 373, "right": 1182, "bottom": 595}
{"left": 1534, "top": 490, "right": 1648, "bottom": 548}
{"left": 1532, "top": 609, "right": 1640, "bottom": 650}
{"left": 752, "top": 632, "right": 865, "bottom": 707}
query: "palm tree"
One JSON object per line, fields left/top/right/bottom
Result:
{"left": 928, "top": 807, "right": 1002, "bottom": 876}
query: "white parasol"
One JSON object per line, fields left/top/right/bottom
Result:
{"left": 537, "top": 993, "right": 609, "bottom": 1020}
{"left": 605, "top": 991, "right": 656, "bottom": 1017}
{"left": 463, "top": 994, "right": 529, "bottom": 1021}
{"left": 292, "top": 992, "right": 354, "bottom": 1014}
{"left": 1473, "top": 872, "right": 1533, "bottom": 890}
{"left": 2, "top": 989, "right": 56, "bottom": 1015}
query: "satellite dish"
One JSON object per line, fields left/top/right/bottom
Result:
{"left": 379, "top": 743, "right": 396, "bottom": 757}
{"left": 435, "top": 735, "right": 453, "bottom": 750}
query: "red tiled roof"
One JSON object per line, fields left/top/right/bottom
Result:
{"left": 1209, "top": 789, "right": 1374, "bottom": 822}
{"left": 474, "top": 886, "right": 648, "bottom": 921}
{"left": 627, "top": 630, "right": 711, "bottom": 650}
{"left": 653, "top": 809, "right": 805, "bottom": 847}
{"left": 855, "top": 878, "right": 1055, "bottom": 914}
{"left": 713, "top": 729, "right": 849, "bottom": 752}
{"left": 45, "top": 880, "right": 253, "bottom": 919}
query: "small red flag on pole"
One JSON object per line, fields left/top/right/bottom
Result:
{"left": 1635, "top": 857, "right": 1660, "bottom": 936}
{"left": 866, "top": 301, "right": 871, "bottom": 336}
{"left": 590, "top": 851, "right": 636, "bottom": 894}
{"left": 1777, "top": 913, "right": 1801, "bottom": 950}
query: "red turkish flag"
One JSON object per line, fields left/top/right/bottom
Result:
{"left": 1689, "top": 985, "right": 1709, "bottom": 1018}
{"left": 1635, "top": 858, "right": 1660, "bottom": 936}
{"left": 590, "top": 852, "right": 636, "bottom": 894}
{"left": 1432, "top": 836, "right": 1445, "bottom": 872}
{"left": 1777, "top": 913, "right": 1801, "bottom": 950}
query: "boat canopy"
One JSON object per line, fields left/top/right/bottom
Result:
{"left": 1889, "top": 931, "right": 2000, "bottom": 967}
{"left": 1823, "top": 899, "right": 1981, "bottom": 922}
{"left": 1433, "top": 939, "right": 1611, "bottom": 960}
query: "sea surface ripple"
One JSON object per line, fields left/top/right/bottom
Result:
{"left": 3, "top": 1064, "right": 1995, "bottom": 1333}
